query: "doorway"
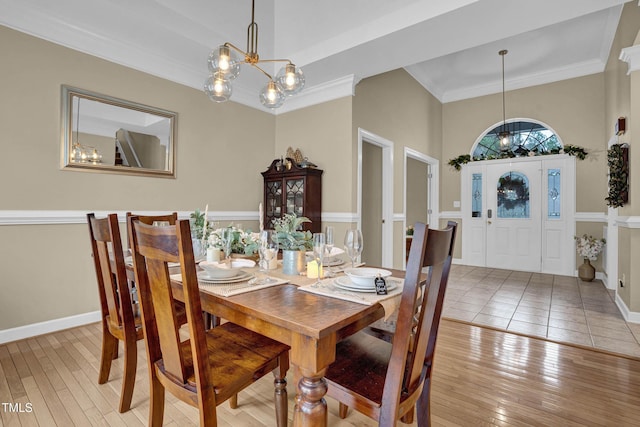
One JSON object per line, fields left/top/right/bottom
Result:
{"left": 462, "top": 155, "right": 575, "bottom": 275}
{"left": 358, "top": 128, "right": 393, "bottom": 268}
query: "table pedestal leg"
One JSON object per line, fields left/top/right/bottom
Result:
{"left": 293, "top": 373, "right": 328, "bottom": 427}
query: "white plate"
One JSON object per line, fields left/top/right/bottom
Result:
{"left": 333, "top": 276, "right": 397, "bottom": 293}
{"left": 197, "top": 270, "right": 253, "bottom": 284}
{"left": 323, "top": 258, "right": 345, "bottom": 267}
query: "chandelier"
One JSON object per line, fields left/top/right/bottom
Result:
{"left": 498, "top": 49, "right": 511, "bottom": 151}
{"left": 204, "top": 0, "right": 305, "bottom": 109}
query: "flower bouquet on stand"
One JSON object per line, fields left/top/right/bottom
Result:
{"left": 574, "top": 234, "right": 606, "bottom": 282}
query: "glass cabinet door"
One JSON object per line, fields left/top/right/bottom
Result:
{"left": 265, "top": 180, "right": 282, "bottom": 229}
{"left": 286, "top": 178, "right": 305, "bottom": 217}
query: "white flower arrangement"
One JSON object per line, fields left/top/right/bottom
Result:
{"left": 574, "top": 234, "right": 606, "bottom": 260}
{"left": 208, "top": 225, "right": 260, "bottom": 255}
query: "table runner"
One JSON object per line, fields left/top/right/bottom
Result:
{"left": 299, "top": 277, "right": 404, "bottom": 320}
{"left": 170, "top": 273, "right": 288, "bottom": 297}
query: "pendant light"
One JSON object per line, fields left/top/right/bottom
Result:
{"left": 205, "top": 0, "right": 305, "bottom": 109}
{"left": 498, "top": 49, "right": 511, "bottom": 151}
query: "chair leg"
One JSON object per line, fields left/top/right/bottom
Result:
{"left": 118, "top": 337, "right": 137, "bottom": 412}
{"left": 98, "top": 331, "right": 118, "bottom": 384}
{"left": 415, "top": 378, "right": 432, "bottom": 427}
{"left": 273, "top": 355, "right": 288, "bottom": 427}
{"left": 400, "top": 406, "right": 415, "bottom": 423}
{"left": 149, "top": 373, "right": 165, "bottom": 427}
{"left": 229, "top": 394, "right": 238, "bottom": 409}
{"left": 338, "top": 403, "right": 349, "bottom": 419}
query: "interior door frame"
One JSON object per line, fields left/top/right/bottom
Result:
{"left": 358, "top": 128, "right": 393, "bottom": 268}
{"left": 403, "top": 147, "right": 439, "bottom": 264}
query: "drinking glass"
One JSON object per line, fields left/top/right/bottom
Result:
{"left": 152, "top": 221, "right": 170, "bottom": 227}
{"left": 221, "top": 227, "right": 233, "bottom": 264}
{"left": 324, "top": 226, "right": 335, "bottom": 277}
{"left": 344, "top": 229, "right": 363, "bottom": 268}
{"left": 312, "top": 233, "right": 326, "bottom": 287}
{"left": 259, "top": 230, "right": 278, "bottom": 284}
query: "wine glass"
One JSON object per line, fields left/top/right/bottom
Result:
{"left": 221, "top": 227, "right": 233, "bottom": 264}
{"left": 312, "top": 233, "right": 326, "bottom": 287}
{"left": 344, "top": 229, "right": 363, "bottom": 268}
{"left": 324, "top": 226, "right": 335, "bottom": 277}
{"left": 259, "top": 230, "right": 278, "bottom": 284}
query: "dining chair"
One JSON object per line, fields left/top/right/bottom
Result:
{"left": 86, "top": 213, "right": 145, "bottom": 413}
{"left": 324, "top": 221, "right": 456, "bottom": 427}
{"left": 128, "top": 218, "right": 290, "bottom": 427}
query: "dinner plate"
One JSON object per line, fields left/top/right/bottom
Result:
{"left": 333, "top": 276, "right": 397, "bottom": 293}
{"left": 323, "top": 258, "right": 345, "bottom": 267}
{"left": 197, "top": 270, "right": 253, "bottom": 284}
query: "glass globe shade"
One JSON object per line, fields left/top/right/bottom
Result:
{"left": 260, "top": 81, "right": 285, "bottom": 109}
{"left": 207, "top": 45, "right": 240, "bottom": 81}
{"left": 276, "top": 64, "right": 305, "bottom": 96}
{"left": 204, "top": 74, "right": 232, "bottom": 103}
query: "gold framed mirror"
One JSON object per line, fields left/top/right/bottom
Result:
{"left": 60, "top": 85, "right": 177, "bottom": 178}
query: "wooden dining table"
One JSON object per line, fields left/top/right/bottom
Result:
{"left": 170, "top": 266, "right": 399, "bottom": 427}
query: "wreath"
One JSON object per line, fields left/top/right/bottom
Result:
{"left": 606, "top": 144, "right": 629, "bottom": 208}
{"left": 497, "top": 174, "right": 530, "bottom": 211}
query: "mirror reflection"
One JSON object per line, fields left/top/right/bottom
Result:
{"left": 61, "top": 85, "right": 176, "bottom": 178}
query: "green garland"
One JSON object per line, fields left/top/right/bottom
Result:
{"left": 447, "top": 145, "right": 588, "bottom": 171}
{"left": 606, "top": 144, "right": 629, "bottom": 208}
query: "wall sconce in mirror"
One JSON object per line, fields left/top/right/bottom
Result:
{"left": 61, "top": 85, "right": 177, "bottom": 178}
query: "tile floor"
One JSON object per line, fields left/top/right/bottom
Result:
{"left": 442, "top": 264, "right": 640, "bottom": 358}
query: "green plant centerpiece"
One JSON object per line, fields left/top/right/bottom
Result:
{"left": 274, "top": 213, "right": 313, "bottom": 275}
{"left": 189, "top": 209, "right": 210, "bottom": 240}
{"left": 208, "top": 226, "right": 259, "bottom": 256}
{"left": 273, "top": 213, "right": 313, "bottom": 251}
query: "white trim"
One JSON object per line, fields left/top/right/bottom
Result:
{"left": 322, "top": 212, "right": 359, "bottom": 223}
{"left": 574, "top": 212, "right": 607, "bottom": 222}
{"left": 393, "top": 213, "right": 405, "bottom": 222}
{"left": 277, "top": 75, "right": 362, "bottom": 114}
{"left": 0, "top": 311, "right": 101, "bottom": 344}
{"left": 440, "top": 211, "right": 463, "bottom": 219}
{"left": 620, "top": 45, "right": 640, "bottom": 75}
{"left": 616, "top": 216, "right": 640, "bottom": 228}
{"left": 358, "top": 128, "right": 394, "bottom": 268}
{"left": 615, "top": 293, "right": 640, "bottom": 324}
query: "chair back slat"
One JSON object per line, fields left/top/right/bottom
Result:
{"left": 380, "top": 221, "right": 456, "bottom": 422}
{"left": 129, "top": 219, "right": 210, "bottom": 390}
{"left": 87, "top": 213, "right": 134, "bottom": 328}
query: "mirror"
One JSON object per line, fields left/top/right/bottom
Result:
{"left": 60, "top": 85, "right": 177, "bottom": 178}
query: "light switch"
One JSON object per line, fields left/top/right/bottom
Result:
{"left": 453, "top": 201, "right": 461, "bottom": 208}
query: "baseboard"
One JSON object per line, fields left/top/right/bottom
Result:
{"left": 0, "top": 311, "right": 101, "bottom": 344}
{"left": 615, "top": 293, "right": 640, "bottom": 324}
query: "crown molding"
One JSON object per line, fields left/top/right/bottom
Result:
{"left": 276, "top": 75, "right": 362, "bottom": 114}
{"left": 620, "top": 45, "right": 640, "bottom": 75}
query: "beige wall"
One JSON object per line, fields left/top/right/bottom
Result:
{"left": 406, "top": 157, "right": 429, "bottom": 228}
{"left": 0, "top": 26, "right": 276, "bottom": 329}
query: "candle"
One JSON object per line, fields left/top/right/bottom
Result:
{"left": 259, "top": 202, "right": 264, "bottom": 231}
{"left": 201, "top": 204, "right": 209, "bottom": 250}
{"left": 306, "top": 260, "right": 323, "bottom": 279}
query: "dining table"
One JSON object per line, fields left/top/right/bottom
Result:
{"left": 174, "top": 262, "right": 405, "bottom": 427}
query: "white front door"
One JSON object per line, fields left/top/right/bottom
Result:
{"left": 485, "top": 161, "right": 542, "bottom": 271}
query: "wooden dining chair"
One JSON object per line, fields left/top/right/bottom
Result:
{"left": 324, "top": 221, "right": 456, "bottom": 427}
{"left": 86, "top": 213, "right": 143, "bottom": 413}
{"left": 128, "top": 218, "right": 290, "bottom": 427}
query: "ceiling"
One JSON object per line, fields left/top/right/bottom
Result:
{"left": 0, "top": 0, "right": 633, "bottom": 113}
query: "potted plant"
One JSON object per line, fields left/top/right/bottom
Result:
{"left": 574, "top": 234, "right": 606, "bottom": 282}
{"left": 208, "top": 225, "right": 260, "bottom": 260}
{"left": 273, "top": 213, "right": 313, "bottom": 275}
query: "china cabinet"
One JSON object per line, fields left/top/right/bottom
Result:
{"left": 262, "top": 158, "right": 322, "bottom": 233}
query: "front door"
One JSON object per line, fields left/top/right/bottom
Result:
{"left": 485, "top": 161, "right": 542, "bottom": 271}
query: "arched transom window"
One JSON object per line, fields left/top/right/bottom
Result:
{"left": 472, "top": 120, "right": 562, "bottom": 159}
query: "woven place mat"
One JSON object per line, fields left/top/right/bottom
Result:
{"left": 170, "top": 273, "right": 288, "bottom": 297}
{"left": 298, "top": 277, "right": 404, "bottom": 320}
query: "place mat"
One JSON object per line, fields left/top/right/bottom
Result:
{"left": 298, "top": 277, "right": 404, "bottom": 320}
{"left": 170, "top": 273, "right": 288, "bottom": 297}
{"left": 126, "top": 256, "right": 203, "bottom": 268}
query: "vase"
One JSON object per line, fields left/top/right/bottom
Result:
{"left": 282, "top": 250, "right": 305, "bottom": 275}
{"left": 578, "top": 258, "right": 595, "bottom": 282}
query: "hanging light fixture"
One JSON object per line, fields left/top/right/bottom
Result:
{"left": 70, "top": 97, "right": 102, "bottom": 164}
{"left": 498, "top": 49, "right": 511, "bottom": 151}
{"left": 204, "top": 0, "right": 305, "bottom": 109}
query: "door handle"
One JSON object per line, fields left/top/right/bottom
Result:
{"left": 488, "top": 220, "right": 492, "bottom": 225}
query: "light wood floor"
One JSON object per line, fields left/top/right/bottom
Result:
{"left": 2, "top": 319, "right": 640, "bottom": 426}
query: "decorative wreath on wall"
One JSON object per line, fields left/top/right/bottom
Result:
{"left": 606, "top": 144, "right": 629, "bottom": 208}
